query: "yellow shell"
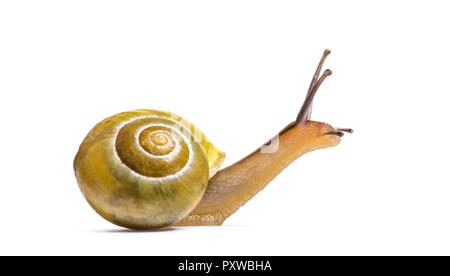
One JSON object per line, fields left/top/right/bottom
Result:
{"left": 73, "top": 109, "right": 225, "bottom": 229}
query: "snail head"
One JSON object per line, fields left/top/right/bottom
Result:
{"left": 280, "top": 49, "right": 353, "bottom": 149}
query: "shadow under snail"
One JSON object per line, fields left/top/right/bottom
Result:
{"left": 73, "top": 49, "right": 352, "bottom": 230}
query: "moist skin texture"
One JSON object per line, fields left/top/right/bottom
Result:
{"left": 176, "top": 120, "right": 340, "bottom": 226}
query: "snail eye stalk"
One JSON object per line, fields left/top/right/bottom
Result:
{"left": 296, "top": 69, "right": 332, "bottom": 124}
{"left": 296, "top": 49, "right": 332, "bottom": 124}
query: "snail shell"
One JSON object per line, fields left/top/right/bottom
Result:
{"left": 74, "top": 109, "right": 225, "bottom": 229}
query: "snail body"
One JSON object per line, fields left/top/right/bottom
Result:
{"left": 74, "top": 50, "right": 352, "bottom": 229}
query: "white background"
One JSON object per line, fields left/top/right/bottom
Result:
{"left": 1, "top": 1, "right": 449, "bottom": 256}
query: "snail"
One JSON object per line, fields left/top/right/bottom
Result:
{"left": 73, "top": 49, "right": 352, "bottom": 230}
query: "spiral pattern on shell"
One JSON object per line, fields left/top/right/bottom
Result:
{"left": 116, "top": 118, "right": 191, "bottom": 178}
{"left": 73, "top": 110, "right": 225, "bottom": 229}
